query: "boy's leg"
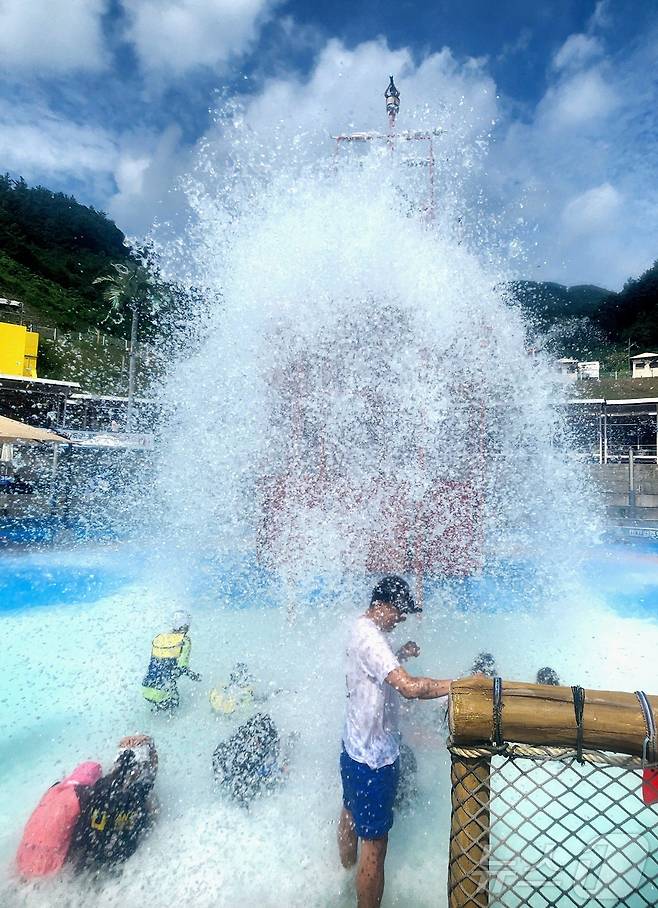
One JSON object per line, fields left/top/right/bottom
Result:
{"left": 356, "top": 836, "right": 388, "bottom": 908}
{"left": 338, "top": 807, "right": 358, "bottom": 868}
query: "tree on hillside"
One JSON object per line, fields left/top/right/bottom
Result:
{"left": 94, "top": 252, "right": 171, "bottom": 429}
{"left": 594, "top": 261, "right": 658, "bottom": 349}
{"left": 506, "top": 281, "right": 612, "bottom": 327}
{"left": 0, "top": 173, "right": 131, "bottom": 328}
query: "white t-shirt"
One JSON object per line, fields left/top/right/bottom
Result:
{"left": 342, "top": 615, "right": 401, "bottom": 769}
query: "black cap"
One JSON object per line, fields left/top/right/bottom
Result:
{"left": 371, "top": 575, "right": 421, "bottom": 614}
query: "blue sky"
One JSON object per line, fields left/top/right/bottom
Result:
{"left": 1, "top": 0, "right": 657, "bottom": 289}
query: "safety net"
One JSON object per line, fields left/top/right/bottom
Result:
{"left": 447, "top": 742, "right": 658, "bottom": 908}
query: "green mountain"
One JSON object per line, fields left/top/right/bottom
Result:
{"left": 593, "top": 260, "right": 658, "bottom": 350}
{"left": 0, "top": 174, "right": 131, "bottom": 330}
{"left": 2, "top": 172, "right": 658, "bottom": 369}
{"left": 507, "top": 280, "right": 613, "bottom": 325}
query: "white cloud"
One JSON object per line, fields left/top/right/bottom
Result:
{"left": 562, "top": 183, "right": 622, "bottom": 235}
{"left": 0, "top": 99, "right": 188, "bottom": 236}
{"left": 107, "top": 127, "right": 191, "bottom": 233}
{"left": 0, "top": 102, "right": 117, "bottom": 178}
{"left": 4, "top": 20, "right": 656, "bottom": 293}
{"left": 553, "top": 33, "right": 603, "bottom": 71}
{"left": 122, "top": 0, "right": 276, "bottom": 76}
{"left": 0, "top": 0, "right": 109, "bottom": 73}
{"left": 539, "top": 69, "right": 618, "bottom": 129}
{"left": 589, "top": 0, "right": 612, "bottom": 30}
{"left": 488, "top": 24, "right": 658, "bottom": 289}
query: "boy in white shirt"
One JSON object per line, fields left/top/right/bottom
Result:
{"left": 338, "top": 575, "right": 452, "bottom": 908}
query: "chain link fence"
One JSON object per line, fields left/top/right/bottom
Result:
{"left": 448, "top": 743, "right": 658, "bottom": 908}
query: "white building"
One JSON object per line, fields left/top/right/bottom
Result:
{"left": 556, "top": 358, "right": 600, "bottom": 380}
{"left": 578, "top": 361, "right": 600, "bottom": 380}
{"left": 631, "top": 353, "right": 658, "bottom": 378}
{"left": 556, "top": 358, "right": 579, "bottom": 379}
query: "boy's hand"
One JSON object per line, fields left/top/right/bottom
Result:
{"left": 397, "top": 641, "right": 420, "bottom": 661}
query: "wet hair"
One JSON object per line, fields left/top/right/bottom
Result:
{"left": 112, "top": 749, "right": 139, "bottom": 787}
{"left": 112, "top": 746, "right": 156, "bottom": 792}
{"left": 536, "top": 666, "right": 560, "bottom": 686}
{"left": 471, "top": 652, "right": 497, "bottom": 678}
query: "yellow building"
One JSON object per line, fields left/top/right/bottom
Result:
{"left": 0, "top": 322, "right": 39, "bottom": 378}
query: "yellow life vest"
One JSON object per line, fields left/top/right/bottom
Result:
{"left": 151, "top": 632, "right": 185, "bottom": 661}
{"left": 209, "top": 685, "right": 255, "bottom": 716}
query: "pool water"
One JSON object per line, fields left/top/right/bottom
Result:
{"left": 1, "top": 540, "right": 657, "bottom": 907}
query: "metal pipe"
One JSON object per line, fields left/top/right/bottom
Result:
{"left": 126, "top": 300, "right": 140, "bottom": 432}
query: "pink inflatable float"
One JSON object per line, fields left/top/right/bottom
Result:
{"left": 16, "top": 761, "right": 102, "bottom": 878}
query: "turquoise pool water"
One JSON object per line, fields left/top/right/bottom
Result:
{"left": 1, "top": 538, "right": 657, "bottom": 908}
{"left": 3, "top": 539, "right": 657, "bottom": 618}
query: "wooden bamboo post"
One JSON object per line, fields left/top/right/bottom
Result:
{"left": 449, "top": 754, "right": 490, "bottom": 908}
{"left": 449, "top": 677, "right": 658, "bottom": 756}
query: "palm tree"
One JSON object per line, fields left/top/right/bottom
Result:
{"left": 93, "top": 260, "right": 152, "bottom": 431}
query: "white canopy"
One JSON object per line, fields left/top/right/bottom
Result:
{"left": 0, "top": 415, "right": 71, "bottom": 445}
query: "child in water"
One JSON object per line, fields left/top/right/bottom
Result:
{"left": 212, "top": 713, "right": 296, "bottom": 807}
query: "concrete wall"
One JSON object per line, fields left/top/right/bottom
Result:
{"left": 587, "top": 463, "right": 658, "bottom": 520}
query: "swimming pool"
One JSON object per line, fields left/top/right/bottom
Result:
{"left": 1, "top": 539, "right": 657, "bottom": 907}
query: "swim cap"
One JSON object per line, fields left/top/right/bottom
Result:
{"left": 172, "top": 609, "right": 191, "bottom": 629}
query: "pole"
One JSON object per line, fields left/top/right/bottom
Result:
{"left": 598, "top": 411, "right": 603, "bottom": 464}
{"left": 427, "top": 137, "right": 435, "bottom": 221}
{"left": 448, "top": 755, "right": 490, "bottom": 907}
{"left": 628, "top": 446, "right": 636, "bottom": 515}
{"left": 49, "top": 444, "right": 60, "bottom": 517}
{"left": 126, "top": 299, "right": 139, "bottom": 432}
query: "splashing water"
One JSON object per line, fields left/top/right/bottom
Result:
{"left": 154, "top": 111, "right": 597, "bottom": 591}
{"left": 0, "top": 100, "right": 619, "bottom": 908}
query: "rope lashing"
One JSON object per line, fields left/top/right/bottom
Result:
{"left": 635, "top": 689, "right": 657, "bottom": 765}
{"left": 447, "top": 740, "right": 646, "bottom": 768}
{"left": 491, "top": 677, "right": 503, "bottom": 748}
{"left": 571, "top": 685, "right": 586, "bottom": 763}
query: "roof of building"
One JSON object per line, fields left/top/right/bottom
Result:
{"left": 0, "top": 373, "right": 81, "bottom": 389}
{"left": 68, "top": 393, "right": 154, "bottom": 404}
{"left": 630, "top": 353, "right": 658, "bottom": 359}
{"left": 606, "top": 397, "right": 658, "bottom": 405}
{"left": 567, "top": 398, "right": 658, "bottom": 406}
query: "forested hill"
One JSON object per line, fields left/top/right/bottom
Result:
{"left": 594, "top": 261, "right": 658, "bottom": 349}
{"left": 509, "top": 265, "right": 658, "bottom": 354}
{"left": 0, "top": 175, "right": 132, "bottom": 330}
{"left": 1, "top": 173, "right": 658, "bottom": 353}
{"left": 507, "top": 281, "right": 612, "bottom": 325}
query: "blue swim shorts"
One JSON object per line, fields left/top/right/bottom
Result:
{"left": 340, "top": 746, "right": 400, "bottom": 840}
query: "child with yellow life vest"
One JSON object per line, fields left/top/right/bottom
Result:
{"left": 209, "top": 662, "right": 258, "bottom": 718}
{"left": 142, "top": 610, "right": 201, "bottom": 711}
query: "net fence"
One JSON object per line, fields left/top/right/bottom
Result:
{"left": 448, "top": 743, "right": 658, "bottom": 908}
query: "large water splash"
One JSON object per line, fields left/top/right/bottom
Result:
{"left": 0, "top": 95, "right": 630, "bottom": 908}
{"left": 151, "top": 102, "right": 598, "bottom": 594}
